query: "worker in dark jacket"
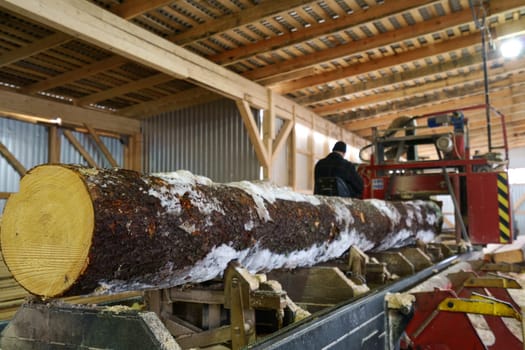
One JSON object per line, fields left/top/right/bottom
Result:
{"left": 314, "top": 141, "right": 364, "bottom": 198}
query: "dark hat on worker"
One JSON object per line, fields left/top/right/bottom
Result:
{"left": 332, "top": 141, "right": 347, "bottom": 153}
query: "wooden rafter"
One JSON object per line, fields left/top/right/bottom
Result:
{"left": 294, "top": 53, "right": 495, "bottom": 105}
{"left": 209, "top": 0, "right": 440, "bottom": 66}
{"left": 118, "top": 87, "right": 221, "bottom": 118}
{"left": 76, "top": 73, "right": 173, "bottom": 106}
{"left": 314, "top": 57, "right": 525, "bottom": 116}
{"left": 243, "top": 7, "right": 478, "bottom": 82}
{"left": 169, "top": 0, "right": 318, "bottom": 45}
{"left": 110, "top": 0, "right": 174, "bottom": 20}
{"left": 0, "top": 32, "right": 70, "bottom": 67}
{"left": 21, "top": 56, "right": 126, "bottom": 94}
{"left": 274, "top": 33, "right": 482, "bottom": 94}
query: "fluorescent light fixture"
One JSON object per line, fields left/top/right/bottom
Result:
{"left": 500, "top": 38, "right": 523, "bottom": 58}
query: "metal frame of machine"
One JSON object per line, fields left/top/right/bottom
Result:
{"left": 358, "top": 104, "right": 513, "bottom": 245}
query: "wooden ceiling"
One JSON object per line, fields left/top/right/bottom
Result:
{"left": 1, "top": 0, "right": 525, "bottom": 154}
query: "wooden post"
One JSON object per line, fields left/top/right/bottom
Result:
{"left": 263, "top": 89, "right": 275, "bottom": 180}
{"left": 289, "top": 106, "right": 297, "bottom": 190}
{"left": 48, "top": 125, "right": 61, "bottom": 163}
{"left": 124, "top": 133, "right": 142, "bottom": 171}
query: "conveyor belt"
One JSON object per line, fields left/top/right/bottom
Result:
{"left": 249, "top": 254, "right": 468, "bottom": 350}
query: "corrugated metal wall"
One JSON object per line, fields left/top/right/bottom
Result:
{"left": 142, "top": 99, "right": 259, "bottom": 182}
{"left": 0, "top": 116, "right": 124, "bottom": 214}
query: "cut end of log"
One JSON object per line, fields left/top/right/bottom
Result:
{"left": 1, "top": 165, "right": 94, "bottom": 298}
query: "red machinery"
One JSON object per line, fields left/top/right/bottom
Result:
{"left": 358, "top": 105, "right": 513, "bottom": 245}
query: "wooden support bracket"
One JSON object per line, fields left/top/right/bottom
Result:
{"left": 236, "top": 99, "right": 270, "bottom": 170}
{"left": 62, "top": 130, "right": 98, "bottom": 168}
{"left": 85, "top": 123, "right": 118, "bottom": 167}
{"left": 0, "top": 141, "right": 26, "bottom": 176}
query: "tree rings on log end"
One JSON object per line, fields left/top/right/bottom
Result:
{"left": 1, "top": 165, "right": 94, "bottom": 298}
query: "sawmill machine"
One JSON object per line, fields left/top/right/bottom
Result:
{"left": 358, "top": 104, "right": 513, "bottom": 246}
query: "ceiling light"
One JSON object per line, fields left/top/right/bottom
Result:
{"left": 500, "top": 38, "right": 523, "bottom": 58}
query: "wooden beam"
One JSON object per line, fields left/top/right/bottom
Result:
{"left": 344, "top": 80, "right": 525, "bottom": 133}
{"left": 314, "top": 58, "right": 525, "bottom": 116}
{"left": 62, "top": 130, "right": 98, "bottom": 168}
{"left": 0, "top": 141, "right": 26, "bottom": 176}
{"left": 76, "top": 73, "right": 173, "bottom": 106}
{"left": 0, "top": 90, "right": 140, "bottom": 135}
{"left": 111, "top": 0, "right": 173, "bottom": 20}
{"left": 0, "top": 192, "right": 12, "bottom": 199}
{"left": 209, "top": 0, "right": 440, "bottom": 65}
{"left": 243, "top": 7, "right": 478, "bottom": 81}
{"left": 0, "top": 32, "right": 70, "bottom": 67}
{"left": 84, "top": 124, "right": 118, "bottom": 168}
{"left": 295, "top": 53, "right": 494, "bottom": 105}
{"left": 118, "top": 87, "right": 222, "bottom": 118}
{"left": 279, "top": 35, "right": 483, "bottom": 93}
{"left": 0, "top": 0, "right": 270, "bottom": 107}
{"left": 0, "top": 0, "right": 367, "bottom": 148}
{"left": 274, "top": 18, "right": 525, "bottom": 93}
{"left": 21, "top": 55, "right": 126, "bottom": 94}
{"left": 236, "top": 100, "right": 269, "bottom": 169}
{"left": 170, "top": 0, "right": 317, "bottom": 45}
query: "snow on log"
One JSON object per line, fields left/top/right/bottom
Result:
{"left": 0, "top": 165, "right": 442, "bottom": 297}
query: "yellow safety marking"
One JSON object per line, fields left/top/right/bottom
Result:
{"left": 438, "top": 296, "right": 521, "bottom": 321}
{"left": 464, "top": 277, "right": 522, "bottom": 289}
{"left": 498, "top": 194, "right": 509, "bottom": 208}
{"left": 498, "top": 172, "right": 511, "bottom": 243}
{"left": 497, "top": 180, "right": 508, "bottom": 194}
{"left": 500, "top": 223, "right": 510, "bottom": 236}
{"left": 498, "top": 208, "right": 510, "bottom": 222}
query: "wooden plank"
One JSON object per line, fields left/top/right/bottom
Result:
{"left": 491, "top": 236, "right": 525, "bottom": 264}
{"left": 0, "top": 90, "right": 140, "bottom": 135}
{"left": 0, "top": 32, "right": 70, "bottom": 67}
{"left": 176, "top": 325, "right": 231, "bottom": 349}
{"left": 84, "top": 124, "right": 118, "bottom": 167}
{"left": 168, "top": 289, "right": 225, "bottom": 305}
{"left": 0, "top": 141, "right": 26, "bottom": 176}
{"left": 62, "top": 130, "right": 98, "bottom": 167}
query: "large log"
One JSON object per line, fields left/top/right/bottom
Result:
{"left": 0, "top": 165, "right": 442, "bottom": 298}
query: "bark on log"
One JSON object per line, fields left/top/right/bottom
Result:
{"left": 0, "top": 165, "right": 442, "bottom": 297}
